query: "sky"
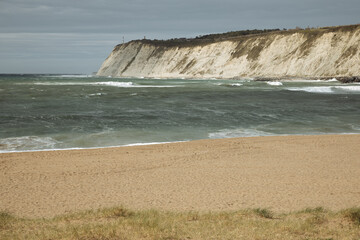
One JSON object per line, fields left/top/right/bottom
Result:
{"left": 0, "top": 0, "right": 359, "bottom": 74}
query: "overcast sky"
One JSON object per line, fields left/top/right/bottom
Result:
{"left": 0, "top": 0, "right": 359, "bottom": 74}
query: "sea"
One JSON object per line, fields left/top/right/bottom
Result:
{"left": 1, "top": 74, "right": 360, "bottom": 153}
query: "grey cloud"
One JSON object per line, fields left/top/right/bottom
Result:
{"left": 2, "top": 0, "right": 358, "bottom": 33}
{"left": 0, "top": 0, "right": 359, "bottom": 73}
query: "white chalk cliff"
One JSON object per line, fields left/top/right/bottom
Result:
{"left": 97, "top": 25, "right": 360, "bottom": 79}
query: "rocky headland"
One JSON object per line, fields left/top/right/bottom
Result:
{"left": 97, "top": 24, "right": 360, "bottom": 82}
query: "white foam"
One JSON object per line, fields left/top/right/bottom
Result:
{"left": 266, "top": 81, "right": 283, "bottom": 86}
{"left": 88, "top": 93, "right": 106, "bottom": 96}
{"left": 28, "top": 81, "right": 177, "bottom": 88}
{"left": 287, "top": 85, "right": 360, "bottom": 93}
{"left": 334, "top": 86, "right": 360, "bottom": 92}
{"left": 209, "top": 128, "right": 272, "bottom": 138}
{"left": 282, "top": 79, "right": 329, "bottom": 83}
{"left": 31, "top": 82, "right": 82, "bottom": 86}
{"left": 123, "top": 141, "right": 184, "bottom": 147}
{"left": 94, "top": 82, "right": 177, "bottom": 88}
{"left": 0, "top": 136, "right": 59, "bottom": 152}
{"left": 0, "top": 140, "right": 186, "bottom": 153}
{"left": 94, "top": 81, "right": 134, "bottom": 87}
{"left": 215, "top": 83, "right": 243, "bottom": 87}
{"left": 51, "top": 74, "right": 92, "bottom": 78}
{"left": 282, "top": 78, "right": 338, "bottom": 83}
{"left": 326, "top": 78, "right": 338, "bottom": 82}
{"left": 286, "top": 87, "right": 334, "bottom": 93}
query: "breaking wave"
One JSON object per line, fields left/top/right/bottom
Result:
{"left": 266, "top": 81, "right": 283, "bottom": 86}
{"left": 209, "top": 128, "right": 274, "bottom": 138}
{"left": 27, "top": 81, "right": 177, "bottom": 88}
{"left": 49, "top": 74, "right": 93, "bottom": 78}
{"left": 282, "top": 78, "right": 338, "bottom": 83}
{"left": 286, "top": 87, "right": 334, "bottom": 93}
{"left": 286, "top": 85, "right": 360, "bottom": 93}
{"left": 230, "top": 83, "right": 243, "bottom": 87}
{"left": 0, "top": 136, "right": 59, "bottom": 153}
{"left": 216, "top": 83, "right": 243, "bottom": 87}
{"left": 94, "top": 81, "right": 134, "bottom": 87}
{"left": 325, "top": 78, "right": 339, "bottom": 82}
{"left": 334, "top": 86, "right": 360, "bottom": 92}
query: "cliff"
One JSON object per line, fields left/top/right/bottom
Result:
{"left": 97, "top": 24, "right": 360, "bottom": 79}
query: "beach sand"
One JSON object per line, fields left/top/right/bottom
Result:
{"left": 1, "top": 134, "right": 359, "bottom": 218}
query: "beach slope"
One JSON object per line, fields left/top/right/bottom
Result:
{"left": 1, "top": 134, "right": 359, "bottom": 218}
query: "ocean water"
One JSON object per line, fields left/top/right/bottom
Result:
{"left": 1, "top": 74, "right": 360, "bottom": 153}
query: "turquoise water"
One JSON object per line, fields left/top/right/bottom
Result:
{"left": 1, "top": 74, "right": 360, "bottom": 152}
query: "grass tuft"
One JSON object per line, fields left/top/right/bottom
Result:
{"left": 305, "top": 213, "right": 327, "bottom": 225}
{"left": 102, "top": 206, "right": 134, "bottom": 218}
{"left": 253, "top": 208, "right": 274, "bottom": 219}
{"left": 299, "top": 207, "right": 325, "bottom": 214}
{"left": 0, "top": 211, "right": 14, "bottom": 230}
{"left": 0, "top": 212, "right": 13, "bottom": 221}
{"left": 343, "top": 207, "right": 360, "bottom": 225}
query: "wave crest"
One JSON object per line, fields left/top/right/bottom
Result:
{"left": 0, "top": 136, "right": 59, "bottom": 152}
{"left": 209, "top": 128, "right": 272, "bottom": 138}
{"left": 266, "top": 81, "right": 283, "bottom": 86}
{"left": 286, "top": 86, "right": 360, "bottom": 93}
{"left": 286, "top": 87, "right": 334, "bottom": 93}
{"left": 26, "top": 81, "right": 177, "bottom": 88}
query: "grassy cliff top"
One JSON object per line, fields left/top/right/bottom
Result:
{"left": 118, "top": 24, "right": 360, "bottom": 48}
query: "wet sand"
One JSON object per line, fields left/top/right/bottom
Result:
{"left": 1, "top": 134, "right": 359, "bottom": 218}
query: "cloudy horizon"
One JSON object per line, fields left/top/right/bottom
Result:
{"left": 1, "top": 0, "right": 359, "bottom": 74}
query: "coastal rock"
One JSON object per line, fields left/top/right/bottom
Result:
{"left": 97, "top": 24, "right": 360, "bottom": 79}
{"left": 336, "top": 76, "right": 360, "bottom": 83}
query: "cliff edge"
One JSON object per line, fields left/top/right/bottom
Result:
{"left": 97, "top": 24, "right": 360, "bottom": 80}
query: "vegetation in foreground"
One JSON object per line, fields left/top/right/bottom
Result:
{"left": 0, "top": 207, "right": 359, "bottom": 240}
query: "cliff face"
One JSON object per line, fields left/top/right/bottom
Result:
{"left": 97, "top": 25, "right": 360, "bottom": 79}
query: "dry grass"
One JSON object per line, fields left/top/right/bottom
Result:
{"left": 0, "top": 207, "right": 359, "bottom": 240}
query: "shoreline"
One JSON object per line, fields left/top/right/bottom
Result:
{"left": 0, "top": 141, "right": 186, "bottom": 154}
{"left": 3, "top": 73, "right": 360, "bottom": 83}
{"left": 98, "top": 75, "right": 360, "bottom": 83}
{"left": 1, "top": 134, "right": 359, "bottom": 218}
{"left": 1, "top": 133, "right": 359, "bottom": 154}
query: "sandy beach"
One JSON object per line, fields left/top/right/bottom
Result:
{"left": 1, "top": 134, "right": 359, "bottom": 218}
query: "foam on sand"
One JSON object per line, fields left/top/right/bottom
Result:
{"left": 123, "top": 141, "right": 185, "bottom": 147}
